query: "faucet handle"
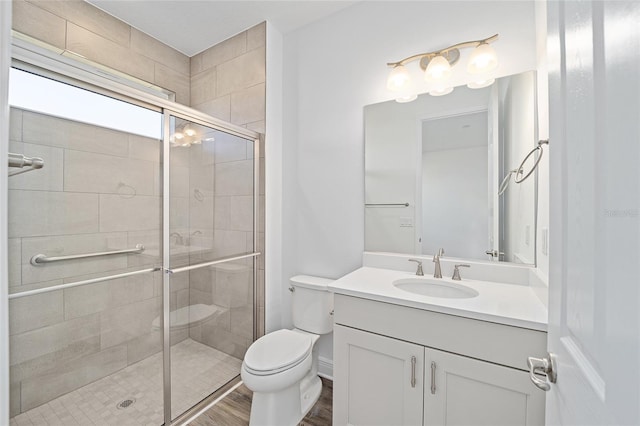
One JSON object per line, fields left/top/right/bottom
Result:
{"left": 452, "top": 264, "right": 470, "bottom": 281}
{"left": 408, "top": 259, "right": 424, "bottom": 276}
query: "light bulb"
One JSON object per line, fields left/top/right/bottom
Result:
{"left": 467, "top": 43, "right": 498, "bottom": 74}
{"left": 424, "top": 55, "right": 452, "bottom": 82}
{"left": 184, "top": 128, "right": 196, "bottom": 137}
{"left": 174, "top": 132, "right": 184, "bottom": 140}
{"left": 387, "top": 65, "right": 410, "bottom": 91}
{"left": 467, "top": 78, "right": 495, "bottom": 89}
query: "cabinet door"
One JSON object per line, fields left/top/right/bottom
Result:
{"left": 334, "top": 325, "right": 424, "bottom": 426}
{"left": 424, "top": 348, "right": 545, "bottom": 426}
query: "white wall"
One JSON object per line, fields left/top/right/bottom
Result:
{"left": 423, "top": 146, "right": 489, "bottom": 259}
{"left": 265, "top": 22, "right": 285, "bottom": 333}
{"left": 0, "top": 1, "right": 11, "bottom": 423}
{"left": 280, "top": 1, "right": 537, "bottom": 368}
{"left": 499, "top": 72, "right": 536, "bottom": 264}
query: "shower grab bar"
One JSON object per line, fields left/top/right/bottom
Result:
{"left": 166, "top": 252, "right": 261, "bottom": 274}
{"left": 365, "top": 203, "right": 410, "bottom": 207}
{"left": 8, "top": 267, "right": 160, "bottom": 300}
{"left": 30, "top": 244, "right": 145, "bottom": 266}
{"left": 8, "top": 152, "right": 45, "bottom": 176}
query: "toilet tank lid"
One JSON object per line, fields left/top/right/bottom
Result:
{"left": 290, "top": 275, "right": 334, "bottom": 290}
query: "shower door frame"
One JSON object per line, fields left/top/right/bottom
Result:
{"left": 7, "top": 38, "right": 261, "bottom": 426}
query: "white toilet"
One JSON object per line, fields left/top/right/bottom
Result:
{"left": 241, "top": 275, "right": 334, "bottom": 426}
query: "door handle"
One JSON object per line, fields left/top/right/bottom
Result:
{"left": 410, "top": 356, "right": 416, "bottom": 388}
{"left": 430, "top": 361, "right": 436, "bottom": 394}
{"left": 527, "top": 352, "right": 557, "bottom": 391}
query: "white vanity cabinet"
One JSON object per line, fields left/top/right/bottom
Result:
{"left": 333, "top": 294, "right": 546, "bottom": 426}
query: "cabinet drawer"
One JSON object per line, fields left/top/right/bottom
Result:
{"left": 334, "top": 294, "right": 546, "bottom": 371}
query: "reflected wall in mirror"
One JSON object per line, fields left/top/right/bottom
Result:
{"left": 365, "top": 71, "right": 538, "bottom": 264}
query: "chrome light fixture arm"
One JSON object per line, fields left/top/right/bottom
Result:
{"left": 386, "top": 34, "right": 499, "bottom": 69}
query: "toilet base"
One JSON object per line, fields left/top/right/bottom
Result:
{"left": 248, "top": 373, "right": 322, "bottom": 426}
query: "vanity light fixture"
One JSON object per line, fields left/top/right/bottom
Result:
{"left": 386, "top": 34, "right": 499, "bottom": 102}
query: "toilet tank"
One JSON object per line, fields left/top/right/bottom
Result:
{"left": 290, "top": 275, "right": 334, "bottom": 334}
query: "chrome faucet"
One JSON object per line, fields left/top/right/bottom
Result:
{"left": 433, "top": 248, "right": 445, "bottom": 278}
{"left": 408, "top": 259, "right": 424, "bottom": 276}
{"left": 452, "top": 264, "right": 471, "bottom": 281}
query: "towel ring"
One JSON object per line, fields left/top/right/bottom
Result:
{"left": 514, "top": 140, "right": 549, "bottom": 184}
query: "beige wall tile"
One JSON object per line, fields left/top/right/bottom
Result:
{"left": 99, "top": 194, "right": 161, "bottom": 233}
{"left": 193, "top": 95, "right": 231, "bottom": 122}
{"left": 10, "top": 108, "right": 23, "bottom": 142}
{"left": 217, "top": 47, "right": 265, "bottom": 97}
{"left": 247, "top": 22, "right": 266, "bottom": 51}
{"left": 9, "top": 313, "right": 100, "bottom": 365}
{"left": 191, "top": 52, "right": 204, "bottom": 75}
{"left": 190, "top": 68, "right": 217, "bottom": 106}
{"left": 170, "top": 196, "right": 190, "bottom": 232}
{"left": 99, "top": 297, "right": 160, "bottom": 349}
{"left": 201, "top": 32, "right": 247, "bottom": 71}
{"left": 12, "top": 0, "right": 66, "bottom": 51}
{"left": 128, "top": 134, "right": 161, "bottom": 163}
{"left": 21, "top": 233, "right": 128, "bottom": 285}
{"left": 246, "top": 120, "right": 266, "bottom": 135}
{"left": 214, "top": 160, "right": 253, "bottom": 196}
{"left": 22, "top": 111, "right": 129, "bottom": 157}
{"left": 214, "top": 196, "right": 230, "bottom": 230}
{"left": 131, "top": 28, "right": 189, "bottom": 75}
{"left": 126, "top": 331, "right": 162, "bottom": 365}
{"left": 20, "top": 345, "right": 127, "bottom": 411}
{"left": 28, "top": 0, "right": 130, "bottom": 47}
{"left": 10, "top": 380, "right": 20, "bottom": 417}
{"left": 190, "top": 196, "right": 215, "bottom": 231}
{"left": 64, "top": 272, "right": 155, "bottom": 320}
{"left": 66, "top": 23, "right": 155, "bottom": 83}
{"left": 8, "top": 142, "right": 64, "bottom": 192}
{"left": 230, "top": 83, "right": 266, "bottom": 125}
{"left": 170, "top": 162, "right": 190, "bottom": 198}
{"left": 214, "top": 132, "right": 248, "bottom": 164}
{"left": 212, "top": 229, "right": 248, "bottom": 258}
{"left": 9, "top": 291, "right": 64, "bottom": 335}
{"left": 230, "top": 306, "right": 253, "bottom": 340}
{"left": 155, "top": 63, "right": 190, "bottom": 105}
{"left": 64, "top": 149, "right": 156, "bottom": 195}
{"left": 229, "top": 196, "right": 254, "bottom": 232}
{"left": 9, "top": 190, "right": 99, "bottom": 238}
{"left": 8, "top": 239, "right": 21, "bottom": 288}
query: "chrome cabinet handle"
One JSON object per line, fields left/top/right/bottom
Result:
{"left": 527, "top": 353, "right": 557, "bottom": 391}
{"left": 430, "top": 361, "right": 436, "bottom": 394}
{"left": 410, "top": 356, "right": 416, "bottom": 388}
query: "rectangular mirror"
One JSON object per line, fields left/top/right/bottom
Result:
{"left": 365, "top": 71, "right": 538, "bottom": 264}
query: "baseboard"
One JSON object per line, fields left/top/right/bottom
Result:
{"left": 317, "top": 356, "right": 333, "bottom": 380}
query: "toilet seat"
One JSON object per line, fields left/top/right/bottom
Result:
{"left": 243, "top": 329, "right": 312, "bottom": 376}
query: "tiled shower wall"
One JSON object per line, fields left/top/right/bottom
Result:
{"left": 7, "top": 107, "right": 174, "bottom": 417}
{"left": 12, "top": 0, "right": 191, "bottom": 104}
{"left": 189, "top": 23, "right": 267, "bottom": 339}
{"left": 9, "top": 0, "right": 267, "bottom": 410}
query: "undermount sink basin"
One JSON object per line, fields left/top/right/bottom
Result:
{"left": 393, "top": 277, "right": 479, "bottom": 299}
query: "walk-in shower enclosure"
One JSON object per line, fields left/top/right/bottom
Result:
{"left": 6, "top": 44, "right": 260, "bottom": 425}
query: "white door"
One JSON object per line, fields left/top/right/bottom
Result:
{"left": 333, "top": 325, "right": 424, "bottom": 426}
{"left": 424, "top": 348, "right": 544, "bottom": 426}
{"left": 543, "top": 1, "right": 640, "bottom": 424}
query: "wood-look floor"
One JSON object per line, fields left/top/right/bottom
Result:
{"left": 191, "top": 377, "right": 333, "bottom": 426}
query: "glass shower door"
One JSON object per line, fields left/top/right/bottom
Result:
{"left": 164, "top": 114, "right": 258, "bottom": 420}
{"left": 7, "top": 68, "right": 165, "bottom": 424}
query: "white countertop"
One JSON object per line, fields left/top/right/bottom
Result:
{"left": 328, "top": 267, "right": 548, "bottom": 331}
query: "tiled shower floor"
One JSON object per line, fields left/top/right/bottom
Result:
{"left": 10, "top": 339, "right": 242, "bottom": 426}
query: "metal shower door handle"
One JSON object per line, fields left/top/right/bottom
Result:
{"left": 527, "top": 352, "right": 557, "bottom": 391}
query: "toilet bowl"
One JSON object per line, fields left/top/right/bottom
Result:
{"left": 241, "top": 275, "right": 334, "bottom": 426}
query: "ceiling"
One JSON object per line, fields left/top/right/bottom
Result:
{"left": 422, "top": 111, "right": 488, "bottom": 153}
{"left": 86, "top": 0, "right": 359, "bottom": 57}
